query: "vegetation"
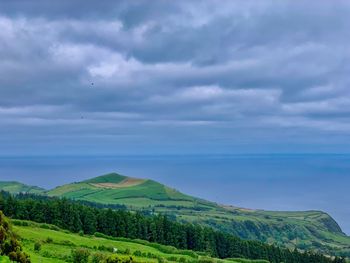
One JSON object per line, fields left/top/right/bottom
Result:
{"left": 71, "top": 247, "right": 90, "bottom": 263}
{"left": 0, "top": 256, "right": 11, "bottom": 263}
{"left": 0, "top": 192, "right": 346, "bottom": 263}
{"left": 47, "top": 173, "right": 197, "bottom": 208}
{"left": 0, "top": 182, "right": 44, "bottom": 195}
{"left": 13, "top": 219, "right": 266, "bottom": 263}
{"left": 0, "top": 211, "right": 30, "bottom": 262}
{"left": 1, "top": 173, "right": 349, "bottom": 257}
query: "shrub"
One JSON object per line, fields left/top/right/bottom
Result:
{"left": 197, "top": 257, "right": 214, "bottom": 263}
{"left": 51, "top": 225, "right": 60, "bottom": 231}
{"left": 12, "top": 220, "right": 22, "bottom": 226}
{"left": 147, "top": 252, "right": 156, "bottom": 258}
{"left": 97, "top": 244, "right": 114, "bottom": 252}
{"left": 41, "top": 251, "right": 51, "bottom": 257}
{"left": 94, "top": 232, "right": 110, "bottom": 238}
{"left": 8, "top": 252, "right": 18, "bottom": 262}
{"left": 40, "top": 224, "right": 50, "bottom": 229}
{"left": 34, "top": 241, "right": 41, "bottom": 252}
{"left": 0, "top": 212, "right": 31, "bottom": 263}
{"left": 71, "top": 248, "right": 91, "bottom": 263}
{"left": 8, "top": 251, "right": 30, "bottom": 263}
{"left": 133, "top": 250, "right": 142, "bottom": 256}
{"left": 60, "top": 239, "right": 75, "bottom": 247}
{"left": 45, "top": 237, "right": 53, "bottom": 243}
{"left": 91, "top": 252, "right": 106, "bottom": 263}
{"left": 106, "top": 255, "right": 134, "bottom": 263}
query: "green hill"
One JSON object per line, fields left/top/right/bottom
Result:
{"left": 12, "top": 219, "right": 267, "bottom": 263}
{"left": 0, "top": 181, "right": 45, "bottom": 194}
{"left": 1, "top": 173, "right": 350, "bottom": 257}
{"left": 47, "top": 173, "right": 208, "bottom": 208}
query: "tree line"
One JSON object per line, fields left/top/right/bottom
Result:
{"left": 0, "top": 191, "right": 346, "bottom": 263}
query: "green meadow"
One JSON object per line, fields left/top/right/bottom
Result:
{"left": 12, "top": 220, "right": 267, "bottom": 263}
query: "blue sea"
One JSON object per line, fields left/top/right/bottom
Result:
{"left": 0, "top": 154, "right": 349, "bottom": 234}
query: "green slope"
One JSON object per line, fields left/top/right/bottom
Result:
{"left": 1, "top": 173, "right": 350, "bottom": 257}
{"left": 177, "top": 206, "right": 350, "bottom": 255}
{"left": 13, "top": 220, "right": 266, "bottom": 263}
{"left": 0, "top": 181, "right": 45, "bottom": 194}
{"left": 83, "top": 173, "right": 128, "bottom": 184}
{"left": 47, "top": 173, "right": 210, "bottom": 208}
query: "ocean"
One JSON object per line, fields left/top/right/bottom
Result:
{"left": 0, "top": 154, "right": 349, "bottom": 234}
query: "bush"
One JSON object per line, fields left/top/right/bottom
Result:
{"left": 97, "top": 244, "right": 114, "bottom": 252}
{"left": 8, "top": 252, "right": 18, "bottom": 262}
{"left": 34, "top": 241, "right": 41, "bottom": 252}
{"left": 12, "top": 220, "right": 22, "bottom": 226}
{"left": 91, "top": 252, "right": 106, "bottom": 263}
{"left": 60, "top": 239, "right": 75, "bottom": 247}
{"left": 167, "top": 256, "right": 178, "bottom": 261}
{"left": 71, "top": 248, "right": 90, "bottom": 263}
{"left": 147, "top": 252, "right": 157, "bottom": 258}
{"left": 106, "top": 255, "right": 134, "bottom": 263}
{"left": 227, "top": 259, "right": 269, "bottom": 263}
{"left": 8, "top": 251, "right": 30, "bottom": 263}
{"left": 197, "top": 258, "right": 214, "bottom": 263}
{"left": 94, "top": 232, "right": 110, "bottom": 239}
{"left": 0, "top": 212, "right": 31, "bottom": 263}
{"left": 45, "top": 237, "right": 53, "bottom": 243}
{"left": 51, "top": 225, "right": 60, "bottom": 231}
{"left": 40, "top": 224, "right": 50, "bottom": 229}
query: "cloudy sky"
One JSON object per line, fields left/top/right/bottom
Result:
{"left": 1, "top": 0, "right": 350, "bottom": 155}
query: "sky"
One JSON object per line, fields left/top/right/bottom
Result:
{"left": 1, "top": 0, "right": 350, "bottom": 155}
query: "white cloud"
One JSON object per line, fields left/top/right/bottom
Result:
{"left": 282, "top": 97, "right": 350, "bottom": 114}
{"left": 88, "top": 54, "right": 142, "bottom": 78}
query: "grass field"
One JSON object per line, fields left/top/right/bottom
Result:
{"left": 0, "top": 181, "right": 44, "bottom": 194}
{"left": 47, "top": 174, "right": 200, "bottom": 208}
{"left": 12, "top": 220, "right": 268, "bottom": 263}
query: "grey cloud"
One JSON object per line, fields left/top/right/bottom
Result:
{"left": 1, "top": 1, "right": 350, "bottom": 154}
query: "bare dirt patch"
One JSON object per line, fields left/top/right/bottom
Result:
{"left": 90, "top": 178, "right": 145, "bottom": 189}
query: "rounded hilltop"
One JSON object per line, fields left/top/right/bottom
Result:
{"left": 47, "top": 172, "right": 198, "bottom": 208}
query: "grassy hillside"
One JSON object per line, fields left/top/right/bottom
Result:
{"left": 47, "top": 173, "right": 210, "bottom": 209}
{"left": 174, "top": 206, "right": 350, "bottom": 255}
{"left": 12, "top": 220, "right": 268, "bottom": 263}
{"left": 1, "top": 173, "right": 350, "bottom": 257}
{"left": 0, "top": 181, "right": 45, "bottom": 194}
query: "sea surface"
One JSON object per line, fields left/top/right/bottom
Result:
{"left": 0, "top": 154, "right": 349, "bottom": 234}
